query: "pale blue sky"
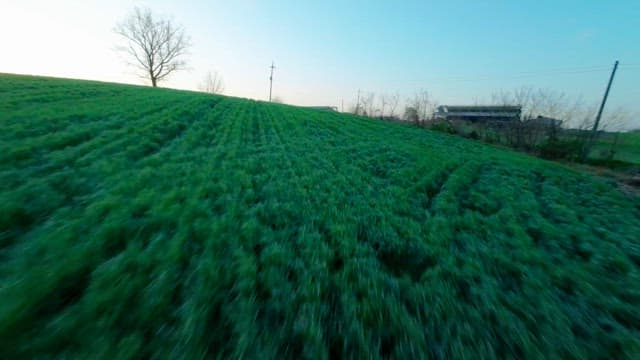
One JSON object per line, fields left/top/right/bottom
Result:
{"left": 2, "top": 0, "right": 639, "bottom": 127}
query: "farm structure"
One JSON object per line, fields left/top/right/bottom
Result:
{"left": 434, "top": 105, "right": 521, "bottom": 122}
{"left": 305, "top": 106, "right": 338, "bottom": 111}
{"left": 525, "top": 115, "right": 563, "bottom": 128}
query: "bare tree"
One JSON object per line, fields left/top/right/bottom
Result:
{"left": 360, "top": 92, "right": 375, "bottom": 117}
{"left": 199, "top": 71, "right": 225, "bottom": 94}
{"left": 492, "top": 87, "right": 580, "bottom": 147}
{"left": 387, "top": 92, "right": 400, "bottom": 118}
{"left": 407, "top": 90, "right": 436, "bottom": 122}
{"left": 379, "top": 92, "right": 400, "bottom": 119}
{"left": 379, "top": 95, "right": 388, "bottom": 118}
{"left": 404, "top": 106, "right": 419, "bottom": 124}
{"left": 115, "top": 7, "right": 190, "bottom": 87}
{"left": 491, "top": 86, "right": 585, "bottom": 123}
{"left": 596, "top": 106, "right": 629, "bottom": 132}
{"left": 490, "top": 86, "right": 635, "bottom": 158}
{"left": 593, "top": 106, "right": 631, "bottom": 160}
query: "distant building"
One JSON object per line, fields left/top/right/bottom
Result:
{"left": 526, "top": 115, "right": 563, "bottom": 128}
{"left": 434, "top": 105, "right": 521, "bottom": 122}
{"left": 305, "top": 106, "right": 338, "bottom": 112}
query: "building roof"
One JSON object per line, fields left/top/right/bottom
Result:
{"left": 434, "top": 105, "right": 521, "bottom": 122}
{"left": 527, "top": 116, "right": 563, "bottom": 125}
{"left": 305, "top": 106, "right": 338, "bottom": 111}
{"left": 437, "top": 105, "right": 522, "bottom": 112}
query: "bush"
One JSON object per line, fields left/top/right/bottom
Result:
{"left": 429, "top": 121, "right": 457, "bottom": 134}
{"left": 537, "top": 138, "right": 583, "bottom": 160}
{"left": 483, "top": 130, "right": 501, "bottom": 144}
{"left": 466, "top": 130, "right": 480, "bottom": 140}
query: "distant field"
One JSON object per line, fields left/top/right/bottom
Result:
{"left": 1, "top": 74, "right": 639, "bottom": 358}
{"left": 591, "top": 130, "right": 640, "bottom": 165}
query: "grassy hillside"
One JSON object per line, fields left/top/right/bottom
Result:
{"left": 1, "top": 74, "right": 639, "bottom": 358}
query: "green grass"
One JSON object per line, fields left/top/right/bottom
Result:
{"left": 591, "top": 130, "right": 640, "bottom": 165}
{"left": 1, "top": 73, "right": 640, "bottom": 358}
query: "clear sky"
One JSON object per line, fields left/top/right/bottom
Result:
{"left": 2, "top": 0, "right": 639, "bottom": 127}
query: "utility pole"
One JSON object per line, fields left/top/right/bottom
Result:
{"left": 583, "top": 60, "right": 619, "bottom": 161}
{"left": 355, "top": 89, "right": 360, "bottom": 115}
{"left": 269, "top": 61, "right": 275, "bottom": 102}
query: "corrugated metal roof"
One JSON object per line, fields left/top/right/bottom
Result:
{"left": 438, "top": 105, "right": 522, "bottom": 112}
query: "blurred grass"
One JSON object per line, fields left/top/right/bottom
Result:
{"left": 0, "top": 74, "right": 639, "bottom": 358}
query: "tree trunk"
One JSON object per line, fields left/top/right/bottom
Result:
{"left": 150, "top": 70, "right": 157, "bottom": 87}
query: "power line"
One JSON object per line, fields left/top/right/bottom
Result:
{"left": 372, "top": 63, "right": 637, "bottom": 85}
{"left": 349, "top": 62, "right": 638, "bottom": 103}
{"left": 406, "top": 67, "right": 613, "bottom": 84}
{"left": 472, "top": 65, "right": 611, "bottom": 77}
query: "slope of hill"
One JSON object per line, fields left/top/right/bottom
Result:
{"left": 1, "top": 74, "right": 639, "bottom": 358}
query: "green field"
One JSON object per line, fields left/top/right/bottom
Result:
{"left": 591, "top": 130, "right": 640, "bottom": 165}
{"left": 1, "top": 74, "right": 640, "bottom": 358}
